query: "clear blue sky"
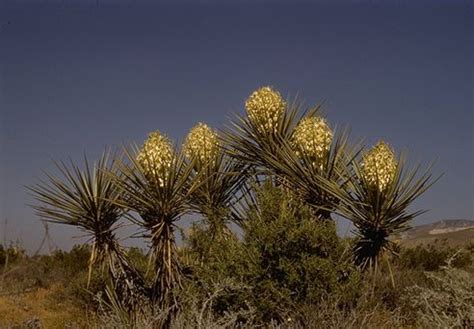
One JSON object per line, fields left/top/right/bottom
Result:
{"left": 1, "top": 1, "right": 472, "bottom": 252}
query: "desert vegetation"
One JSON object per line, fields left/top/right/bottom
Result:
{"left": 1, "top": 237, "right": 473, "bottom": 328}
{"left": 2, "top": 87, "right": 472, "bottom": 328}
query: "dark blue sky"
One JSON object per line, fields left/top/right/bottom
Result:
{"left": 1, "top": 1, "right": 472, "bottom": 252}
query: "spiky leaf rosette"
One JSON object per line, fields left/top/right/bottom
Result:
{"left": 315, "top": 141, "right": 439, "bottom": 269}
{"left": 112, "top": 137, "right": 198, "bottom": 321}
{"left": 245, "top": 86, "right": 286, "bottom": 134}
{"left": 28, "top": 152, "right": 147, "bottom": 312}
{"left": 224, "top": 88, "right": 358, "bottom": 220}
{"left": 183, "top": 122, "right": 220, "bottom": 167}
{"left": 292, "top": 116, "right": 333, "bottom": 168}
{"left": 263, "top": 127, "right": 361, "bottom": 219}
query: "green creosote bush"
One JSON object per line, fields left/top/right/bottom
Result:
{"left": 126, "top": 247, "right": 149, "bottom": 276}
{"left": 399, "top": 242, "right": 472, "bottom": 271}
{"left": 183, "top": 182, "right": 361, "bottom": 324}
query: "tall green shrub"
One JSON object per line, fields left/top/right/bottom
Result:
{"left": 184, "top": 182, "right": 360, "bottom": 324}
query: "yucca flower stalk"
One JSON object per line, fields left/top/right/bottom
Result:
{"left": 111, "top": 131, "right": 198, "bottom": 324}
{"left": 183, "top": 122, "right": 220, "bottom": 168}
{"left": 292, "top": 116, "right": 333, "bottom": 169}
{"left": 28, "top": 152, "right": 147, "bottom": 314}
{"left": 361, "top": 141, "right": 398, "bottom": 192}
{"left": 316, "top": 141, "right": 439, "bottom": 270}
{"left": 136, "top": 131, "right": 174, "bottom": 187}
{"left": 245, "top": 86, "right": 287, "bottom": 134}
{"left": 183, "top": 123, "right": 248, "bottom": 244}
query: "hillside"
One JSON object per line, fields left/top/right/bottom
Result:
{"left": 401, "top": 219, "right": 474, "bottom": 247}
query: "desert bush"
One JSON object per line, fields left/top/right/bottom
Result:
{"left": 43, "top": 245, "right": 92, "bottom": 276}
{"left": 399, "top": 243, "right": 472, "bottom": 271}
{"left": 402, "top": 265, "right": 474, "bottom": 328}
{"left": 293, "top": 298, "right": 409, "bottom": 329}
{"left": 96, "top": 278, "right": 257, "bottom": 329}
{"left": 126, "top": 247, "right": 148, "bottom": 276}
{"left": 293, "top": 257, "right": 470, "bottom": 328}
{"left": 0, "top": 242, "right": 26, "bottom": 267}
{"left": 183, "top": 182, "right": 361, "bottom": 324}
{"left": 0, "top": 245, "right": 106, "bottom": 309}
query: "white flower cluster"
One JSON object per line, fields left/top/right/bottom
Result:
{"left": 137, "top": 131, "right": 173, "bottom": 186}
{"left": 292, "top": 116, "right": 333, "bottom": 165}
{"left": 245, "top": 86, "right": 286, "bottom": 133}
{"left": 183, "top": 123, "right": 219, "bottom": 164}
{"left": 361, "top": 141, "right": 398, "bottom": 192}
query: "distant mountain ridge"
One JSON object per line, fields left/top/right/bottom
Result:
{"left": 400, "top": 219, "right": 474, "bottom": 246}
{"left": 407, "top": 219, "right": 474, "bottom": 235}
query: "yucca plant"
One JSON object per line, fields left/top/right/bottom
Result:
{"left": 316, "top": 141, "right": 439, "bottom": 270}
{"left": 28, "top": 152, "right": 147, "bottom": 313}
{"left": 224, "top": 86, "right": 360, "bottom": 220}
{"left": 265, "top": 115, "right": 362, "bottom": 220}
{"left": 183, "top": 123, "right": 248, "bottom": 243}
{"left": 223, "top": 86, "right": 314, "bottom": 172}
{"left": 111, "top": 131, "right": 198, "bottom": 322}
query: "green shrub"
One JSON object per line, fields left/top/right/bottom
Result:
{"left": 0, "top": 243, "right": 26, "bottom": 267}
{"left": 1, "top": 244, "right": 106, "bottom": 310}
{"left": 399, "top": 243, "right": 472, "bottom": 271}
{"left": 184, "top": 182, "right": 361, "bottom": 324}
{"left": 125, "top": 247, "right": 148, "bottom": 280}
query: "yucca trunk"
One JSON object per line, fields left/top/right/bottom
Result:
{"left": 91, "top": 231, "right": 149, "bottom": 314}
{"left": 148, "top": 219, "right": 182, "bottom": 326}
{"left": 352, "top": 225, "right": 389, "bottom": 269}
